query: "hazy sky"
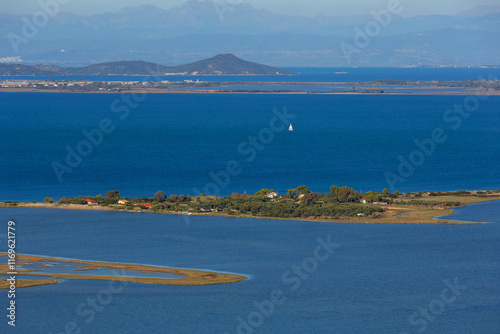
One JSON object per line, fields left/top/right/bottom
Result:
{"left": 1, "top": 0, "right": 498, "bottom": 17}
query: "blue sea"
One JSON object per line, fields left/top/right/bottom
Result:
{"left": 0, "top": 68, "right": 499, "bottom": 333}
{"left": 0, "top": 201, "right": 499, "bottom": 333}
{"left": 1, "top": 92, "right": 499, "bottom": 201}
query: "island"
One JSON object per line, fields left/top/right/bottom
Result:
{"left": 1, "top": 78, "right": 498, "bottom": 95}
{"left": 3, "top": 187, "right": 500, "bottom": 225}
{"left": 2, "top": 53, "right": 497, "bottom": 95}
{"left": 2, "top": 187, "right": 499, "bottom": 289}
{"left": 0, "top": 54, "right": 295, "bottom": 76}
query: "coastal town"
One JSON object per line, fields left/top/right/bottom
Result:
{"left": 1, "top": 77, "right": 498, "bottom": 94}
{"left": 0, "top": 78, "right": 212, "bottom": 91}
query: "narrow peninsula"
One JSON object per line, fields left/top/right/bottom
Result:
{"left": 3, "top": 188, "right": 500, "bottom": 225}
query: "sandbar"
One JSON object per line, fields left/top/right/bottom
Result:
{"left": 0, "top": 253, "right": 247, "bottom": 289}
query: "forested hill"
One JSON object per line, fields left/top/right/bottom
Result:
{"left": 0, "top": 54, "right": 295, "bottom": 76}
{"left": 165, "top": 53, "right": 295, "bottom": 75}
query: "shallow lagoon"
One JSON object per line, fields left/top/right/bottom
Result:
{"left": 0, "top": 202, "right": 498, "bottom": 333}
{"left": 4, "top": 258, "right": 183, "bottom": 280}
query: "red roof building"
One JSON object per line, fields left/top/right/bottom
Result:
{"left": 134, "top": 203, "right": 155, "bottom": 209}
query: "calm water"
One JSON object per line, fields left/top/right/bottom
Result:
{"left": 200, "top": 84, "right": 470, "bottom": 93}
{"left": 1, "top": 70, "right": 499, "bottom": 333}
{"left": 0, "top": 202, "right": 498, "bottom": 333}
{"left": 1, "top": 92, "right": 499, "bottom": 201}
{"left": 2, "top": 67, "right": 499, "bottom": 83}
{"left": 11, "top": 260, "right": 182, "bottom": 279}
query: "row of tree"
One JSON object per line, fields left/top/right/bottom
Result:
{"left": 168, "top": 195, "right": 384, "bottom": 219}
{"left": 46, "top": 186, "right": 399, "bottom": 208}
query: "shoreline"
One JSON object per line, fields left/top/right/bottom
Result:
{"left": 3, "top": 194, "right": 499, "bottom": 225}
{"left": 0, "top": 87, "right": 498, "bottom": 95}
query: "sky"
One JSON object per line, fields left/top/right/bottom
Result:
{"left": 0, "top": 0, "right": 499, "bottom": 17}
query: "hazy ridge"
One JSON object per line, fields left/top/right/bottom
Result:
{"left": 0, "top": 1, "right": 499, "bottom": 66}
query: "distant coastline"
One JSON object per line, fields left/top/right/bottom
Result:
{"left": 1, "top": 76, "right": 497, "bottom": 95}
{"left": 1, "top": 87, "right": 498, "bottom": 95}
{"left": 0, "top": 54, "right": 295, "bottom": 76}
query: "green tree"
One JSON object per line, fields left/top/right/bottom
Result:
{"left": 105, "top": 190, "right": 120, "bottom": 199}
{"left": 330, "top": 185, "right": 339, "bottom": 196}
{"left": 302, "top": 192, "right": 320, "bottom": 205}
{"left": 44, "top": 197, "right": 54, "bottom": 203}
{"left": 254, "top": 189, "right": 271, "bottom": 195}
{"left": 286, "top": 188, "right": 299, "bottom": 199}
{"left": 297, "top": 185, "right": 309, "bottom": 194}
{"left": 59, "top": 197, "right": 71, "bottom": 204}
{"left": 330, "top": 185, "right": 360, "bottom": 203}
{"left": 154, "top": 190, "right": 166, "bottom": 201}
{"left": 382, "top": 188, "right": 389, "bottom": 195}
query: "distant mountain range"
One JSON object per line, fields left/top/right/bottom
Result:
{"left": 0, "top": 1, "right": 499, "bottom": 66}
{"left": 0, "top": 54, "right": 295, "bottom": 76}
{"left": 454, "top": 5, "right": 500, "bottom": 17}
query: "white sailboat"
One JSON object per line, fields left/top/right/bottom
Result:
{"left": 289, "top": 123, "right": 293, "bottom": 131}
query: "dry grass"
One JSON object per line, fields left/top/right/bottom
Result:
{"left": 0, "top": 279, "right": 59, "bottom": 289}
{"left": 73, "top": 267, "right": 98, "bottom": 271}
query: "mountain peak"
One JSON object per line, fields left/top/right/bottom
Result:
{"left": 212, "top": 53, "right": 238, "bottom": 59}
{"left": 117, "top": 4, "right": 163, "bottom": 14}
{"left": 166, "top": 53, "right": 295, "bottom": 75}
{"left": 454, "top": 5, "right": 500, "bottom": 17}
{"left": 0, "top": 54, "right": 295, "bottom": 76}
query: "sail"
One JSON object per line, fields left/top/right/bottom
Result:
{"left": 289, "top": 124, "right": 293, "bottom": 131}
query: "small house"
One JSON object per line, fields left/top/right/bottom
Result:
{"left": 84, "top": 199, "right": 98, "bottom": 205}
{"left": 118, "top": 200, "right": 129, "bottom": 205}
{"left": 266, "top": 192, "right": 278, "bottom": 199}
